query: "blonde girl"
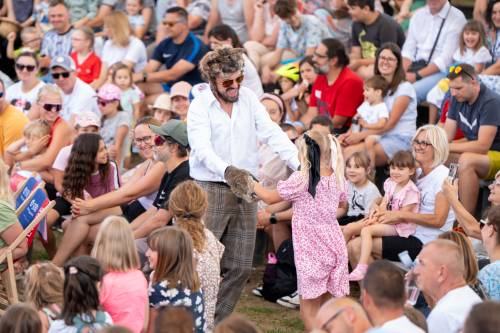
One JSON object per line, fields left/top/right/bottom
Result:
{"left": 24, "top": 262, "right": 64, "bottom": 333}
{"left": 91, "top": 216, "right": 148, "bottom": 333}
{"left": 111, "top": 62, "right": 142, "bottom": 122}
{"left": 253, "top": 130, "right": 349, "bottom": 330}
{"left": 337, "top": 152, "right": 381, "bottom": 226}
{"left": 146, "top": 227, "right": 206, "bottom": 333}
{"left": 70, "top": 27, "right": 102, "bottom": 85}
{"left": 169, "top": 181, "right": 224, "bottom": 331}
{"left": 346, "top": 150, "right": 420, "bottom": 281}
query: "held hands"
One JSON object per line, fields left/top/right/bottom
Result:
{"left": 224, "top": 166, "right": 257, "bottom": 203}
{"left": 70, "top": 198, "right": 94, "bottom": 216}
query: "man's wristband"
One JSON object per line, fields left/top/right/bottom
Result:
{"left": 142, "top": 71, "right": 148, "bottom": 83}
{"left": 269, "top": 213, "right": 278, "bottom": 225}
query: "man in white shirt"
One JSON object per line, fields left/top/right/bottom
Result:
{"left": 413, "top": 239, "right": 482, "bottom": 333}
{"left": 187, "top": 47, "right": 299, "bottom": 321}
{"left": 402, "top": 0, "right": 466, "bottom": 104}
{"left": 361, "top": 260, "right": 425, "bottom": 333}
{"left": 49, "top": 56, "right": 100, "bottom": 123}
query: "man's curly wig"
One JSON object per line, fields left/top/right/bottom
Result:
{"left": 199, "top": 47, "right": 245, "bottom": 83}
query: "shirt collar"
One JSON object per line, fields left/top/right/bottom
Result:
{"left": 426, "top": 1, "right": 450, "bottom": 19}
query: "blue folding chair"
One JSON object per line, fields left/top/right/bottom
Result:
{"left": 14, "top": 177, "right": 42, "bottom": 210}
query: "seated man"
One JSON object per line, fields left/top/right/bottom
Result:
{"left": 134, "top": 7, "right": 209, "bottom": 104}
{"left": 401, "top": 0, "right": 466, "bottom": 104}
{"left": 41, "top": 0, "right": 74, "bottom": 65}
{"left": 361, "top": 260, "right": 424, "bottom": 333}
{"left": 260, "top": 0, "right": 330, "bottom": 84}
{"left": 301, "top": 38, "right": 364, "bottom": 132}
{"left": 443, "top": 63, "right": 500, "bottom": 214}
{"left": 315, "top": 297, "right": 373, "bottom": 333}
{"left": 414, "top": 239, "right": 481, "bottom": 333}
{"left": 347, "top": 0, "right": 405, "bottom": 79}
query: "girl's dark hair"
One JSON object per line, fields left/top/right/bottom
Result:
{"left": 208, "top": 24, "right": 243, "bottom": 48}
{"left": 62, "top": 133, "right": 110, "bottom": 200}
{"left": 16, "top": 51, "right": 40, "bottom": 68}
{"left": 374, "top": 42, "right": 405, "bottom": 96}
{"left": 486, "top": 0, "right": 500, "bottom": 29}
{"left": 0, "top": 303, "right": 42, "bottom": 333}
{"left": 62, "top": 256, "right": 103, "bottom": 326}
{"left": 460, "top": 20, "right": 487, "bottom": 53}
{"left": 389, "top": 150, "right": 416, "bottom": 169}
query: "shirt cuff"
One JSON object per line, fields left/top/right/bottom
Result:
{"left": 432, "top": 58, "right": 447, "bottom": 73}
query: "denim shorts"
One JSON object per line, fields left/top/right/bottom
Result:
{"left": 379, "top": 134, "right": 413, "bottom": 159}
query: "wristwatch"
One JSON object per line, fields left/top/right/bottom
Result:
{"left": 415, "top": 71, "right": 422, "bottom": 81}
{"left": 142, "top": 72, "right": 148, "bottom": 83}
{"left": 269, "top": 213, "right": 278, "bottom": 225}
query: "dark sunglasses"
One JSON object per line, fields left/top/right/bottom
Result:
{"left": 98, "top": 98, "right": 116, "bottom": 107}
{"left": 321, "top": 308, "right": 345, "bottom": 330}
{"left": 42, "top": 103, "right": 62, "bottom": 112}
{"left": 16, "top": 63, "right": 36, "bottom": 72}
{"left": 221, "top": 74, "right": 244, "bottom": 88}
{"left": 154, "top": 135, "right": 166, "bottom": 146}
{"left": 52, "top": 72, "right": 70, "bottom": 80}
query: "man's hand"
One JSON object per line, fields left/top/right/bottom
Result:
{"left": 224, "top": 166, "right": 256, "bottom": 202}
{"left": 406, "top": 72, "right": 417, "bottom": 83}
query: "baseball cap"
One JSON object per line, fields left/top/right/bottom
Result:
{"left": 75, "top": 112, "right": 100, "bottom": 128}
{"left": 97, "top": 83, "right": 122, "bottom": 101}
{"left": 150, "top": 93, "right": 172, "bottom": 110}
{"left": 50, "top": 55, "right": 76, "bottom": 71}
{"left": 170, "top": 81, "right": 192, "bottom": 99}
{"left": 150, "top": 119, "right": 188, "bottom": 148}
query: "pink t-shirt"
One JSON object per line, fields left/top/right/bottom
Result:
{"left": 383, "top": 178, "right": 420, "bottom": 238}
{"left": 100, "top": 270, "right": 148, "bottom": 333}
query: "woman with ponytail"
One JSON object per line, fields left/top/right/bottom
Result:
{"left": 168, "top": 181, "right": 224, "bottom": 331}
{"left": 49, "top": 256, "right": 113, "bottom": 332}
{"left": 253, "top": 130, "right": 349, "bottom": 330}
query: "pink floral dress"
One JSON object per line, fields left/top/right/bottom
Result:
{"left": 277, "top": 171, "right": 349, "bottom": 299}
{"left": 383, "top": 178, "right": 420, "bottom": 238}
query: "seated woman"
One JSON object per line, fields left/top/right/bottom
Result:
{"left": 478, "top": 1, "right": 500, "bottom": 94}
{"left": 17, "top": 84, "right": 73, "bottom": 193}
{"left": 45, "top": 133, "right": 120, "bottom": 258}
{"left": 339, "top": 43, "right": 417, "bottom": 167}
{"left": 347, "top": 125, "right": 455, "bottom": 265}
{"left": 52, "top": 117, "right": 166, "bottom": 266}
{"left": 0, "top": 159, "right": 28, "bottom": 267}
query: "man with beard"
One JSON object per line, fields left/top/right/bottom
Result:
{"left": 131, "top": 119, "right": 191, "bottom": 254}
{"left": 301, "top": 38, "right": 364, "bottom": 133}
{"left": 187, "top": 47, "right": 299, "bottom": 321}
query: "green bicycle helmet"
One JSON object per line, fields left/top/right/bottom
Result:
{"left": 275, "top": 63, "right": 300, "bottom": 82}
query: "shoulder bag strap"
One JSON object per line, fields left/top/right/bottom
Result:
{"left": 427, "top": 5, "right": 451, "bottom": 64}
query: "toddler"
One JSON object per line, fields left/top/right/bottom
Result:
{"left": 125, "top": 0, "right": 146, "bottom": 38}
{"left": 111, "top": 62, "right": 142, "bottom": 122}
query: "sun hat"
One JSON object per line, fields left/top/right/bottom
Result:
{"left": 97, "top": 83, "right": 122, "bottom": 101}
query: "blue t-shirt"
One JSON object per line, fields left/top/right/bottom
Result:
{"left": 152, "top": 32, "right": 208, "bottom": 86}
{"left": 478, "top": 260, "right": 500, "bottom": 301}
{"left": 447, "top": 84, "right": 500, "bottom": 151}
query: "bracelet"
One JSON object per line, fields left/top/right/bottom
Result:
{"left": 142, "top": 71, "right": 148, "bottom": 83}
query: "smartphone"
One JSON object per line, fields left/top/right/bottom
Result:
{"left": 448, "top": 163, "right": 459, "bottom": 181}
{"left": 398, "top": 250, "right": 415, "bottom": 270}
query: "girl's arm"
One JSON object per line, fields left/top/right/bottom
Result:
{"left": 253, "top": 182, "right": 283, "bottom": 205}
{"left": 4, "top": 139, "right": 26, "bottom": 167}
{"left": 360, "top": 118, "right": 388, "bottom": 131}
{"left": 203, "top": 0, "right": 220, "bottom": 43}
{"left": 112, "top": 125, "right": 129, "bottom": 167}
{"left": 133, "top": 25, "right": 147, "bottom": 40}
{"left": 482, "top": 59, "right": 500, "bottom": 76}
{"left": 132, "top": 101, "right": 142, "bottom": 122}
{"left": 248, "top": 0, "right": 265, "bottom": 42}
{"left": 147, "top": 308, "right": 158, "bottom": 333}
{"left": 6, "top": 32, "right": 16, "bottom": 59}
{"left": 337, "top": 201, "right": 348, "bottom": 218}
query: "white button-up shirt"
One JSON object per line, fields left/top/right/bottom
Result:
{"left": 187, "top": 86, "right": 300, "bottom": 182}
{"left": 402, "top": 2, "right": 466, "bottom": 72}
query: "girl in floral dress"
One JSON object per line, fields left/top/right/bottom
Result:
{"left": 253, "top": 129, "right": 349, "bottom": 330}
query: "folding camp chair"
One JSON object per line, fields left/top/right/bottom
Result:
{"left": 14, "top": 176, "right": 45, "bottom": 210}
{"left": 0, "top": 188, "right": 55, "bottom": 313}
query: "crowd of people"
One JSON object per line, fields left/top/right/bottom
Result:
{"left": 0, "top": 0, "right": 499, "bottom": 332}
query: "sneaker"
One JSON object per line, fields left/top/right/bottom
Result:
{"left": 252, "top": 286, "right": 263, "bottom": 297}
{"left": 348, "top": 264, "right": 368, "bottom": 281}
{"left": 277, "top": 291, "right": 300, "bottom": 309}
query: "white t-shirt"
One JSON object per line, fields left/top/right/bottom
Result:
{"left": 427, "top": 286, "right": 481, "bottom": 333}
{"left": 101, "top": 36, "right": 147, "bottom": 72}
{"left": 6, "top": 81, "right": 45, "bottom": 114}
{"left": 357, "top": 101, "right": 389, "bottom": 125}
{"left": 243, "top": 54, "right": 263, "bottom": 97}
{"left": 414, "top": 164, "right": 455, "bottom": 244}
{"left": 379, "top": 315, "right": 425, "bottom": 333}
{"left": 384, "top": 82, "right": 417, "bottom": 137}
{"left": 61, "top": 78, "right": 100, "bottom": 121}
{"left": 453, "top": 46, "right": 492, "bottom": 66}
{"left": 347, "top": 180, "right": 381, "bottom": 216}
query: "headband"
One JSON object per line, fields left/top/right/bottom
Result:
{"left": 260, "top": 93, "right": 285, "bottom": 115}
{"left": 304, "top": 134, "right": 321, "bottom": 198}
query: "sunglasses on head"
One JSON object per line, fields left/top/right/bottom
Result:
{"left": 52, "top": 72, "right": 70, "bottom": 80}
{"left": 449, "top": 65, "right": 474, "bottom": 80}
{"left": 16, "top": 63, "right": 36, "bottom": 72}
{"left": 221, "top": 74, "right": 244, "bottom": 88}
{"left": 42, "top": 103, "right": 62, "bottom": 112}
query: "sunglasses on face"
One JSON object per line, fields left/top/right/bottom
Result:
{"left": 221, "top": 74, "right": 244, "bottom": 88}
{"left": 42, "top": 103, "right": 62, "bottom": 112}
{"left": 52, "top": 72, "right": 71, "bottom": 80}
{"left": 321, "top": 308, "right": 345, "bottom": 331}
{"left": 16, "top": 63, "right": 36, "bottom": 72}
{"left": 162, "top": 20, "right": 182, "bottom": 27}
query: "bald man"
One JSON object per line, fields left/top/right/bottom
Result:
{"left": 315, "top": 297, "right": 372, "bottom": 333}
{"left": 413, "top": 239, "right": 482, "bottom": 333}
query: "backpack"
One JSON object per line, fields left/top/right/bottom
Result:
{"left": 261, "top": 239, "right": 297, "bottom": 302}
